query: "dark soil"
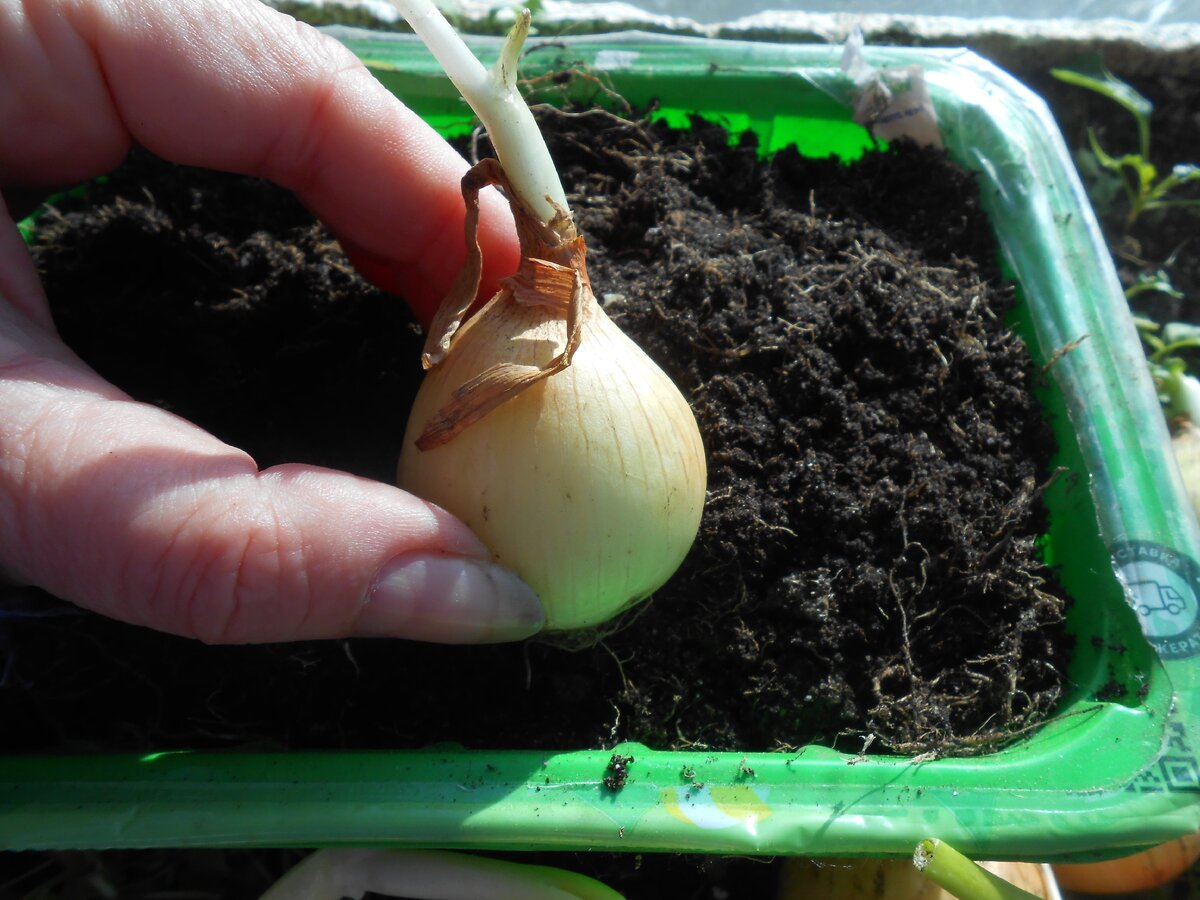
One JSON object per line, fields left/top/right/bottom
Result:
{"left": 2, "top": 106, "right": 1070, "bottom": 761}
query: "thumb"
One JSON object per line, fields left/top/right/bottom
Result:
{"left": 0, "top": 304, "right": 544, "bottom": 645}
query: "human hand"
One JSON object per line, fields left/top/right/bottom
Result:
{"left": 0, "top": 0, "right": 542, "bottom": 644}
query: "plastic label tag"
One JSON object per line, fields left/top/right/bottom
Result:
{"left": 841, "top": 29, "right": 943, "bottom": 149}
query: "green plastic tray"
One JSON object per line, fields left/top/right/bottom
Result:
{"left": 4, "top": 32, "right": 1199, "bottom": 860}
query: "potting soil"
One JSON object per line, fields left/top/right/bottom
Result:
{"left": 4, "top": 107, "right": 1072, "bottom": 757}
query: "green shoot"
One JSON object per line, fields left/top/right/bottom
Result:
{"left": 258, "top": 848, "right": 625, "bottom": 900}
{"left": 1125, "top": 268, "right": 1184, "bottom": 302}
{"left": 1050, "top": 67, "right": 1152, "bottom": 158}
{"left": 387, "top": 0, "right": 572, "bottom": 235}
{"left": 1136, "top": 315, "right": 1200, "bottom": 425}
{"left": 1159, "top": 358, "right": 1200, "bottom": 425}
{"left": 1054, "top": 66, "right": 1200, "bottom": 435}
{"left": 1139, "top": 318, "right": 1200, "bottom": 367}
{"left": 1051, "top": 66, "right": 1200, "bottom": 228}
{"left": 913, "top": 839, "right": 1042, "bottom": 900}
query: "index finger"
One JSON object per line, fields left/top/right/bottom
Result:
{"left": 0, "top": 0, "right": 518, "bottom": 325}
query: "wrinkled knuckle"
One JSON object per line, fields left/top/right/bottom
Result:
{"left": 0, "top": 395, "right": 100, "bottom": 584}
{"left": 258, "top": 36, "right": 360, "bottom": 196}
{"left": 149, "top": 495, "right": 312, "bottom": 644}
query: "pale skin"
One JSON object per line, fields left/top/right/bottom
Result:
{"left": 0, "top": 0, "right": 543, "bottom": 644}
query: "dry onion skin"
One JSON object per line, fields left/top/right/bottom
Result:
{"left": 392, "top": 5, "right": 706, "bottom": 630}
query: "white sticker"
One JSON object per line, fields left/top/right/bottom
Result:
{"left": 1114, "top": 542, "right": 1200, "bottom": 659}
{"left": 841, "top": 29, "right": 943, "bottom": 149}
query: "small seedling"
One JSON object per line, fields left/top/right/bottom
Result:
{"left": 1138, "top": 319, "right": 1200, "bottom": 377}
{"left": 1126, "top": 267, "right": 1185, "bottom": 302}
{"left": 1051, "top": 66, "right": 1200, "bottom": 229}
{"left": 1053, "top": 65, "right": 1200, "bottom": 517}
{"left": 1134, "top": 316, "right": 1200, "bottom": 419}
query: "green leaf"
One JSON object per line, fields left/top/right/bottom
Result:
{"left": 1073, "top": 148, "right": 1123, "bottom": 213}
{"left": 1085, "top": 128, "right": 1124, "bottom": 173}
{"left": 1131, "top": 156, "right": 1158, "bottom": 190}
{"left": 1050, "top": 66, "right": 1153, "bottom": 124}
{"left": 1152, "top": 163, "right": 1200, "bottom": 201}
{"left": 1052, "top": 65, "right": 1152, "bottom": 159}
{"left": 1127, "top": 270, "right": 1184, "bottom": 300}
{"left": 1164, "top": 322, "right": 1200, "bottom": 344}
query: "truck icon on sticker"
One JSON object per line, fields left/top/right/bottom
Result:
{"left": 1127, "top": 580, "right": 1189, "bottom": 617}
{"left": 1113, "top": 542, "right": 1200, "bottom": 660}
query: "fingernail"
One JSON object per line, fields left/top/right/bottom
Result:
{"left": 358, "top": 553, "right": 545, "bottom": 643}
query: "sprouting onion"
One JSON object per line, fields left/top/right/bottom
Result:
{"left": 257, "top": 848, "right": 624, "bottom": 899}
{"left": 913, "top": 840, "right": 1049, "bottom": 900}
{"left": 776, "top": 856, "right": 944, "bottom": 898}
{"left": 776, "top": 850, "right": 1058, "bottom": 900}
{"left": 391, "top": 3, "right": 707, "bottom": 630}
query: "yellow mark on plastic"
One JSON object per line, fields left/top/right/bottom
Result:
{"left": 661, "top": 784, "right": 772, "bottom": 835}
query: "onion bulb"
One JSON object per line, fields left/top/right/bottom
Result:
{"left": 1158, "top": 365, "right": 1200, "bottom": 522}
{"left": 1173, "top": 420, "right": 1200, "bottom": 522}
{"left": 258, "top": 848, "right": 624, "bottom": 899}
{"left": 777, "top": 855, "right": 1060, "bottom": 900}
{"left": 392, "top": 7, "right": 706, "bottom": 630}
{"left": 1051, "top": 831, "right": 1200, "bottom": 895}
{"left": 777, "top": 857, "right": 943, "bottom": 899}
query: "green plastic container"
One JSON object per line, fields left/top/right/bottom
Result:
{"left": 4, "top": 33, "right": 1200, "bottom": 860}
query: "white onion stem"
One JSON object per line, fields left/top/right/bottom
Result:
{"left": 388, "top": 0, "right": 571, "bottom": 231}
